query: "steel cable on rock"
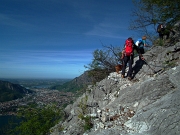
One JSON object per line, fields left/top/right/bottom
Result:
{"left": 143, "top": 59, "right": 172, "bottom": 75}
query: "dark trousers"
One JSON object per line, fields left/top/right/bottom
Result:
{"left": 122, "top": 56, "right": 133, "bottom": 78}
{"left": 158, "top": 31, "right": 170, "bottom": 39}
{"left": 139, "top": 47, "right": 144, "bottom": 60}
{"left": 158, "top": 32, "right": 164, "bottom": 39}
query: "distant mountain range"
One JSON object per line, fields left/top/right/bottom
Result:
{"left": 0, "top": 80, "right": 33, "bottom": 102}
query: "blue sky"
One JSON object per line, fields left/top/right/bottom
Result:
{"left": 0, "top": 0, "right": 138, "bottom": 79}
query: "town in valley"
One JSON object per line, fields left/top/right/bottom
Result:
{"left": 0, "top": 79, "right": 75, "bottom": 115}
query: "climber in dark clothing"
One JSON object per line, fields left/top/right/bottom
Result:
{"left": 157, "top": 23, "right": 175, "bottom": 40}
{"left": 121, "top": 37, "right": 144, "bottom": 80}
{"left": 157, "top": 23, "right": 165, "bottom": 39}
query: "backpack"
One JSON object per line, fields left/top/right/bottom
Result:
{"left": 124, "top": 38, "right": 133, "bottom": 56}
{"left": 135, "top": 39, "right": 145, "bottom": 48}
{"left": 135, "top": 39, "right": 142, "bottom": 46}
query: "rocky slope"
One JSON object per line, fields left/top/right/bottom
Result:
{"left": 50, "top": 23, "right": 180, "bottom": 135}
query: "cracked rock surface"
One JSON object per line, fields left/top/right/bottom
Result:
{"left": 50, "top": 30, "right": 180, "bottom": 135}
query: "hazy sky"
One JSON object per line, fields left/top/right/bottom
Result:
{"left": 0, "top": 0, "right": 138, "bottom": 79}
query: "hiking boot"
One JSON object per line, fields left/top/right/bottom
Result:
{"left": 127, "top": 77, "right": 132, "bottom": 81}
{"left": 121, "top": 75, "right": 125, "bottom": 78}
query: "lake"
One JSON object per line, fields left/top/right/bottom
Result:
{"left": 0, "top": 115, "right": 20, "bottom": 134}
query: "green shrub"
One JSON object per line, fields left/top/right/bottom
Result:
{"left": 78, "top": 95, "right": 88, "bottom": 114}
{"left": 81, "top": 116, "right": 93, "bottom": 131}
{"left": 77, "top": 96, "right": 93, "bottom": 131}
{"left": 8, "top": 104, "right": 63, "bottom": 135}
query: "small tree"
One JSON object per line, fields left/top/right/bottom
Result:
{"left": 147, "top": 0, "right": 180, "bottom": 24}
{"left": 130, "top": 0, "right": 159, "bottom": 42}
{"left": 130, "top": 0, "right": 180, "bottom": 42}
{"left": 85, "top": 45, "right": 123, "bottom": 83}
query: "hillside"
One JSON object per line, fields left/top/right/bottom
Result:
{"left": 0, "top": 80, "right": 33, "bottom": 102}
{"left": 50, "top": 71, "right": 93, "bottom": 93}
{"left": 50, "top": 22, "right": 180, "bottom": 135}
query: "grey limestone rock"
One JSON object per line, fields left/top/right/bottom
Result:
{"left": 50, "top": 36, "right": 180, "bottom": 135}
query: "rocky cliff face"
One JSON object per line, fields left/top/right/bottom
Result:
{"left": 50, "top": 24, "right": 180, "bottom": 135}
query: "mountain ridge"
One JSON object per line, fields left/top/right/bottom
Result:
{"left": 50, "top": 71, "right": 94, "bottom": 93}
{"left": 0, "top": 80, "right": 33, "bottom": 102}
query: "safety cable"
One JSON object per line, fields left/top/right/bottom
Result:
{"left": 143, "top": 59, "right": 171, "bottom": 68}
{"left": 143, "top": 59, "right": 173, "bottom": 74}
